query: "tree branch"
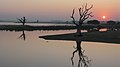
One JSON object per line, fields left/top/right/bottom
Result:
{"left": 71, "top": 9, "right": 79, "bottom": 26}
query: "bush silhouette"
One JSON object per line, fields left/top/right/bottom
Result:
{"left": 87, "top": 20, "right": 100, "bottom": 25}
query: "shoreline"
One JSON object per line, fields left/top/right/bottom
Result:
{"left": 0, "top": 25, "right": 76, "bottom": 31}
{"left": 39, "top": 31, "right": 120, "bottom": 44}
{"left": 0, "top": 24, "right": 99, "bottom": 31}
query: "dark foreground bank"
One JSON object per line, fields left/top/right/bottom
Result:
{"left": 39, "top": 31, "right": 120, "bottom": 44}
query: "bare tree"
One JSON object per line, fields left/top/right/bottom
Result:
{"left": 71, "top": 3, "right": 93, "bottom": 36}
{"left": 17, "top": 16, "right": 26, "bottom": 25}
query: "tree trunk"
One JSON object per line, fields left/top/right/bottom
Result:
{"left": 76, "top": 26, "right": 82, "bottom": 36}
{"left": 23, "top": 22, "right": 25, "bottom": 26}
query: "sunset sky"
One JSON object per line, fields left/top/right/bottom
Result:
{"left": 0, "top": 0, "right": 120, "bottom": 21}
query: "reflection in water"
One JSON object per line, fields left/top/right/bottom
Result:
{"left": 18, "top": 30, "right": 26, "bottom": 40}
{"left": 71, "top": 34, "right": 91, "bottom": 67}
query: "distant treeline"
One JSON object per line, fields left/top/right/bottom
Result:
{"left": 0, "top": 25, "right": 76, "bottom": 31}
{"left": 0, "top": 25, "right": 101, "bottom": 31}
{"left": 0, "top": 20, "right": 120, "bottom": 31}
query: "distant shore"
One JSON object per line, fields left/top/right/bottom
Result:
{"left": 0, "top": 24, "right": 99, "bottom": 31}
{"left": 0, "top": 25, "right": 76, "bottom": 31}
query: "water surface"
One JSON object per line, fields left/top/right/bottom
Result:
{"left": 0, "top": 22, "right": 72, "bottom": 26}
{"left": 0, "top": 30, "right": 120, "bottom": 67}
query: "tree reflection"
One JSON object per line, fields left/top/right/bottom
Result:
{"left": 18, "top": 30, "right": 26, "bottom": 40}
{"left": 71, "top": 34, "right": 91, "bottom": 67}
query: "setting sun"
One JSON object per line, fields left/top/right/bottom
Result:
{"left": 102, "top": 16, "right": 106, "bottom": 19}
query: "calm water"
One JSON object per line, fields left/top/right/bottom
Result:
{"left": 0, "top": 22, "right": 73, "bottom": 26}
{"left": 0, "top": 30, "right": 120, "bottom": 67}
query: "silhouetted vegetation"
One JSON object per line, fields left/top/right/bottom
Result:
{"left": 1, "top": 20, "right": 120, "bottom": 32}
{"left": 17, "top": 17, "right": 26, "bottom": 25}
{"left": 107, "top": 20, "right": 116, "bottom": 31}
{"left": 70, "top": 3, "right": 93, "bottom": 36}
{"left": 0, "top": 25, "right": 75, "bottom": 31}
{"left": 87, "top": 20, "right": 100, "bottom": 32}
{"left": 116, "top": 21, "right": 120, "bottom": 25}
{"left": 0, "top": 25, "right": 103, "bottom": 31}
{"left": 107, "top": 20, "right": 116, "bottom": 25}
{"left": 87, "top": 20, "right": 100, "bottom": 25}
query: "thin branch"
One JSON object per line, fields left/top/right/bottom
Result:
{"left": 71, "top": 9, "right": 78, "bottom": 26}
{"left": 78, "top": 8, "right": 83, "bottom": 23}
{"left": 81, "top": 4, "right": 93, "bottom": 22}
{"left": 85, "top": 3, "right": 87, "bottom": 10}
{"left": 17, "top": 18, "right": 23, "bottom": 22}
{"left": 87, "top": 5, "right": 93, "bottom": 10}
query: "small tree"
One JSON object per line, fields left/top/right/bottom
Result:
{"left": 71, "top": 3, "right": 93, "bottom": 36}
{"left": 107, "top": 20, "right": 116, "bottom": 25}
{"left": 107, "top": 20, "right": 116, "bottom": 31}
{"left": 17, "top": 17, "right": 26, "bottom": 25}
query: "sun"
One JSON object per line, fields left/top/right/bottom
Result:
{"left": 102, "top": 16, "right": 106, "bottom": 19}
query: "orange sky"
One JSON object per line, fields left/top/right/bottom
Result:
{"left": 0, "top": 0, "right": 120, "bottom": 21}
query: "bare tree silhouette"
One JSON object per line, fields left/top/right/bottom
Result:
{"left": 71, "top": 3, "right": 93, "bottom": 36}
{"left": 17, "top": 17, "right": 26, "bottom": 25}
{"left": 18, "top": 30, "right": 26, "bottom": 40}
{"left": 71, "top": 35, "right": 91, "bottom": 67}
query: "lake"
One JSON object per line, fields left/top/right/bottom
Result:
{"left": 0, "top": 22, "right": 120, "bottom": 67}
{"left": 0, "top": 22, "right": 73, "bottom": 26}
{"left": 0, "top": 30, "right": 120, "bottom": 67}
